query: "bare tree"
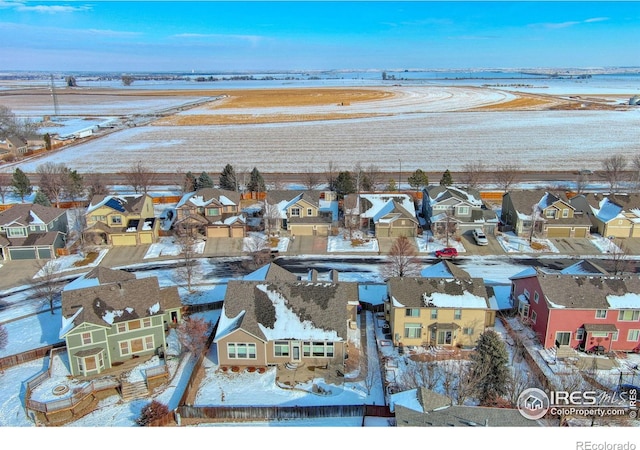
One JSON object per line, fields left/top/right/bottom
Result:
{"left": 398, "top": 359, "right": 442, "bottom": 391}
{"left": 262, "top": 200, "right": 281, "bottom": 236}
{"left": 325, "top": 161, "right": 337, "bottom": 191}
{"left": 37, "top": 162, "right": 70, "bottom": 207}
{"left": 494, "top": 163, "right": 521, "bottom": 193}
{"left": 632, "top": 154, "right": 640, "bottom": 190}
{"left": 601, "top": 154, "right": 627, "bottom": 192}
{"left": 459, "top": 162, "right": 485, "bottom": 190}
{"left": 342, "top": 194, "right": 360, "bottom": 239}
{"left": 382, "top": 236, "right": 421, "bottom": 279}
{"left": 122, "top": 161, "right": 157, "bottom": 194}
{"left": 175, "top": 230, "right": 200, "bottom": 293}
{"left": 32, "top": 260, "right": 64, "bottom": 315}
{"left": 268, "top": 173, "right": 285, "bottom": 191}
{"left": 176, "top": 316, "right": 211, "bottom": 355}
{"left": 0, "top": 323, "right": 7, "bottom": 351}
{"left": 574, "top": 172, "right": 589, "bottom": 195}
{"left": 363, "top": 164, "right": 382, "bottom": 191}
{"left": 506, "top": 368, "right": 539, "bottom": 406}
{"left": 609, "top": 240, "right": 632, "bottom": 275}
{"left": 244, "top": 233, "right": 271, "bottom": 269}
{"left": 86, "top": 172, "right": 110, "bottom": 198}
{"left": 303, "top": 167, "right": 320, "bottom": 190}
{"left": 0, "top": 173, "right": 10, "bottom": 204}
{"left": 434, "top": 211, "right": 457, "bottom": 247}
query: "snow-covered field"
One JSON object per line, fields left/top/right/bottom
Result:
{"left": 3, "top": 84, "right": 639, "bottom": 175}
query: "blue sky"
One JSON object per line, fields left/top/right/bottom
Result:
{"left": 1, "top": 1, "right": 638, "bottom": 72}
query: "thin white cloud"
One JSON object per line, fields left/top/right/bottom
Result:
{"left": 531, "top": 17, "right": 610, "bottom": 29}
{"left": 172, "top": 33, "right": 264, "bottom": 45}
{"left": 584, "top": 17, "right": 609, "bottom": 23}
{"left": 0, "top": 1, "right": 90, "bottom": 13}
{"left": 85, "top": 28, "right": 142, "bottom": 38}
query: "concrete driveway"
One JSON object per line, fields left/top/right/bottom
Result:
{"left": 550, "top": 238, "right": 601, "bottom": 256}
{"left": 460, "top": 233, "right": 505, "bottom": 256}
{"left": 99, "top": 245, "right": 151, "bottom": 268}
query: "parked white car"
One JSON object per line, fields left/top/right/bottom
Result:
{"left": 472, "top": 228, "right": 489, "bottom": 246}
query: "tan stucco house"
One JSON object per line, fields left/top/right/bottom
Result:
{"left": 570, "top": 193, "right": 640, "bottom": 238}
{"left": 174, "top": 188, "right": 246, "bottom": 238}
{"left": 84, "top": 194, "right": 159, "bottom": 246}
{"left": 265, "top": 190, "right": 337, "bottom": 237}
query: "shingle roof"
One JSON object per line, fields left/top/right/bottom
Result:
{"left": 0, "top": 203, "right": 66, "bottom": 226}
{"left": 220, "top": 280, "right": 356, "bottom": 341}
{"left": 387, "top": 275, "right": 489, "bottom": 308}
{"left": 61, "top": 276, "right": 182, "bottom": 329}
{"left": 506, "top": 189, "right": 570, "bottom": 213}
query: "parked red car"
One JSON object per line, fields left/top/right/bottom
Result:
{"left": 435, "top": 247, "right": 458, "bottom": 258}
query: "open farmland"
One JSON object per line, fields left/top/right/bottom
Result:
{"left": 2, "top": 85, "right": 639, "bottom": 175}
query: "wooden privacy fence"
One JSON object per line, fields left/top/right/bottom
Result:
{"left": 0, "top": 342, "right": 65, "bottom": 371}
{"left": 177, "top": 404, "right": 367, "bottom": 423}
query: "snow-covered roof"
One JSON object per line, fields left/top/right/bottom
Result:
{"left": 593, "top": 197, "right": 624, "bottom": 223}
{"left": 214, "top": 303, "right": 245, "bottom": 340}
{"left": 606, "top": 293, "right": 640, "bottom": 309}
{"left": 360, "top": 193, "right": 416, "bottom": 219}
{"left": 422, "top": 288, "right": 488, "bottom": 309}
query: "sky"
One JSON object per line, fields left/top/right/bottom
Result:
{"left": 1, "top": 1, "right": 638, "bottom": 72}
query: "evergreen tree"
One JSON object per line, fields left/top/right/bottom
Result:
{"left": 219, "top": 164, "right": 237, "bottom": 191}
{"left": 469, "top": 330, "right": 510, "bottom": 405}
{"left": 64, "top": 169, "right": 85, "bottom": 201}
{"left": 247, "top": 167, "right": 266, "bottom": 193}
{"left": 197, "top": 171, "right": 214, "bottom": 190}
{"left": 11, "top": 168, "right": 32, "bottom": 202}
{"left": 385, "top": 179, "right": 397, "bottom": 192}
{"left": 43, "top": 133, "right": 52, "bottom": 151}
{"left": 334, "top": 171, "right": 355, "bottom": 198}
{"left": 408, "top": 169, "right": 429, "bottom": 191}
{"left": 439, "top": 169, "right": 453, "bottom": 186}
{"left": 182, "top": 171, "right": 197, "bottom": 192}
{"left": 33, "top": 190, "right": 51, "bottom": 207}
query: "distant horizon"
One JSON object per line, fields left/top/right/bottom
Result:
{"left": 1, "top": 1, "right": 638, "bottom": 72}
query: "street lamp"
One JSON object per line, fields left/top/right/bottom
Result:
{"left": 398, "top": 159, "right": 402, "bottom": 192}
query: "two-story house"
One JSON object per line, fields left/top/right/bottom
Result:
{"left": 60, "top": 267, "right": 183, "bottom": 377}
{"left": 174, "top": 188, "right": 246, "bottom": 238}
{"left": 570, "top": 193, "right": 640, "bottom": 238}
{"left": 422, "top": 185, "right": 498, "bottom": 237}
{"left": 0, "top": 203, "right": 68, "bottom": 260}
{"left": 350, "top": 193, "right": 419, "bottom": 237}
{"left": 84, "top": 194, "right": 159, "bottom": 246}
{"left": 501, "top": 190, "right": 591, "bottom": 238}
{"left": 214, "top": 268, "right": 358, "bottom": 370}
{"left": 510, "top": 266, "right": 640, "bottom": 353}
{"left": 384, "top": 263, "right": 493, "bottom": 349}
{"left": 265, "top": 190, "right": 337, "bottom": 236}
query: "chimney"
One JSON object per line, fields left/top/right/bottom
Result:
{"left": 330, "top": 269, "right": 339, "bottom": 283}
{"left": 309, "top": 269, "right": 318, "bottom": 282}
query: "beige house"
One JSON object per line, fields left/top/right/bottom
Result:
{"left": 384, "top": 262, "right": 493, "bottom": 349}
{"left": 174, "top": 188, "right": 245, "bottom": 238}
{"left": 60, "top": 267, "right": 183, "bottom": 377}
{"left": 214, "top": 268, "right": 358, "bottom": 369}
{"left": 84, "top": 194, "right": 159, "bottom": 246}
{"left": 570, "top": 193, "right": 640, "bottom": 238}
{"left": 501, "top": 190, "right": 591, "bottom": 238}
{"left": 265, "top": 190, "right": 337, "bottom": 236}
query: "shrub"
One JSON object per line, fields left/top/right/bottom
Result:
{"left": 247, "top": 366, "right": 256, "bottom": 373}
{"left": 136, "top": 400, "right": 169, "bottom": 426}
{"left": 231, "top": 366, "right": 240, "bottom": 373}
{"left": 257, "top": 367, "right": 266, "bottom": 374}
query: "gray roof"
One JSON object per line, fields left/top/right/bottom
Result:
{"left": 190, "top": 188, "right": 241, "bottom": 206}
{"left": 89, "top": 194, "right": 149, "bottom": 214}
{"left": 506, "top": 189, "right": 571, "bottom": 213}
{"left": 424, "top": 185, "right": 483, "bottom": 205}
{"left": 266, "top": 190, "right": 323, "bottom": 207}
{"left": 535, "top": 270, "right": 640, "bottom": 309}
{"left": 387, "top": 275, "right": 489, "bottom": 308}
{"left": 220, "top": 280, "right": 357, "bottom": 341}
{"left": 0, "top": 203, "right": 66, "bottom": 226}
{"left": 395, "top": 402, "right": 540, "bottom": 427}
{"left": 5, "top": 231, "right": 61, "bottom": 247}
{"left": 61, "top": 276, "right": 182, "bottom": 329}
{"left": 582, "top": 193, "right": 640, "bottom": 211}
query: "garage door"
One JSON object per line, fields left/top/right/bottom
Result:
{"left": 9, "top": 248, "right": 37, "bottom": 260}
{"left": 207, "top": 227, "right": 228, "bottom": 238}
{"left": 230, "top": 227, "right": 245, "bottom": 238}
{"left": 573, "top": 228, "right": 588, "bottom": 238}
{"left": 139, "top": 233, "right": 153, "bottom": 244}
{"left": 111, "top": 234, "right": 137, "bottom": 246}
{"left": 290, "top": 225, "right": 314, "bottom": 236}
{"left": 37, "top": 247, "right": 52, "bottom": 259}
{"left": 546, "top": 227, "right": 571, "bottom": 238}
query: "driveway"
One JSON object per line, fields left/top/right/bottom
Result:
{"left": 550, "top": 238, "right": 601, "bottom": 256}
{"left": 99, "top": 245, "right": 151, "bottom": 268}
{"left": 460, "top": 233, "right": 505, "bottom": 256}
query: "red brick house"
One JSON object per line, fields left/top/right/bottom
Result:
{"left": 510, "top": 265, "right": 640, "bottom": 353}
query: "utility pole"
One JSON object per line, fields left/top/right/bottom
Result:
{"left": 50, "top": 74, "right": 59, "bottom": 117}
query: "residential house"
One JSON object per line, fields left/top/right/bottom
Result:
{"left": 501, "top": 190, "right": 591, "bottom": 238}
{"left": 422, "top": 185, "right": 498, "bottom": 236}
{"left": 84, "top": 194, "right": 159, "bottom": 246}
{"left": 174, "top": 188, "right": 246, "bottom": 238}
{"left": 60, "top": 267, "right": 183, "bottom": 377}
{"left": 0, "top": 135, "right": 28, "bottom": 159}
{"left": 390, "top": 387, "right": 541, "bottom": 427}
{"left": 510, "top": 265, "right": 640, "bottom": 353}
{"left": 385, "top": 263, "right": 494, "bottom": 348}
{"left": 570, "top": 193, "right": 640, "bottom": 238}
{"left": 265, "top": 190, "right": 337, "bottom": 236}
{"left": 348, "top": 193, "right": 419, "bottom": 237}
{"left": 214, "top": 268, "right": 358, "bottom": 369}
{"left": 0, "top": 203, "right": 68, "bottom": 260}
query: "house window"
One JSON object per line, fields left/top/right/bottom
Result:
{"left": 307, "top": 208, "right": 313, "bottom": 216}
{"left": 207, "top": 207, "right": 220, "bottom": 216}
{"left": 519, "top": 302, "right": 530, "bottom": 318}
{"left": 591, "top": 331, "right": 609, "bottom": 338}
{"left": 404, "top": 323, "right": 422, "bottom": 339}
{"left": 531, "top": 311, "right": 537, "bottom": 324}
{"left": 612, "top": 331, "right": 619, "bottom": 341}
{"left": 120, "top": 341, "right": 130, "bottom": 356}
{"left": 145, "top": 336, "right": 154, "bottom": 349}
{"left": 576, "top": 328, "right": 585, "bottom": 341}
{"left": 523, "top": 289, "right": 530, "bottom": 300}
{"left": 231, "top": 343, "right": 256, "bottom": 359}
{"left": 430, "top": 309, "right": 438, "bottom": 319}
{"left": 303, "top": 342, "right": 311, "bottom": 357}
{"left": 291, "top": 207, "right": 300, "bottom": 217}
{"left": 405, "top": 308, "right": 420, "bottom": 317}
{"left": 533, "top": 292, "right": 539, "bottom": 304}
{"left": 463, "top": 327, "right": 474, "bottom": 335}
{"left": 117, "top": 323, "right": 127, "bottom": 333}
{"left": 128, "top": 320, "right": 141, "bottom": 330}
{"left": 562, "top": 209, "right": 569, "bottom": 218}
{"left": 545, "top": 209, "right": 556, "bottom": 219}
{"left": 274, "top": 341, "right": 290, "bottom": 357}
{"left": 111, "top": 216, "right": 122, "bottom": 225}
{"left": 595, "top": 310, "right": 607, "bottom": 319}
{"left": 7, "top": 227, "right": 26, "bottom": 237}
{"left": 618, "top": 310, "right": 640, "bottom": 322}
{"left": 454, "top": 309, "right": 462, "bottom": 320}
{"left": 91, "top": 215, "right": 106, "bottom": 222}
{"left": 82, "top": 332, "right": 92, "bottom": 345}
{"left": 142, "top": 318, "right": 152, "bottom": 328}
{"left": 457, "top": 206, "right": 469, "bottom": 215}
{"left": 301, "top": 341, "right": 333, "bottom": 358}
{"left": 312, "top": 342, "right": 326, "bottom": 357}
{"left": 628, "top": 330, "right": 640, "bottom": 342}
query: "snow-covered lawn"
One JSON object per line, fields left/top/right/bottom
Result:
{"left": 243, "top": 232, "right": 290, "bottom": 252}
{"left": 33, "top": 249, "right": 109, "bottom": 278}
{"left": 144, "top": 237, "right": 206, "bottom": 259}
{"left": 417, "top": 231, "right": 466, "bottom": 254}
{"left": 327, "top": 230, "right": 379, "bottom": 252}
{"left": 496, "top": 232, "right": 560, "bottom": 254}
